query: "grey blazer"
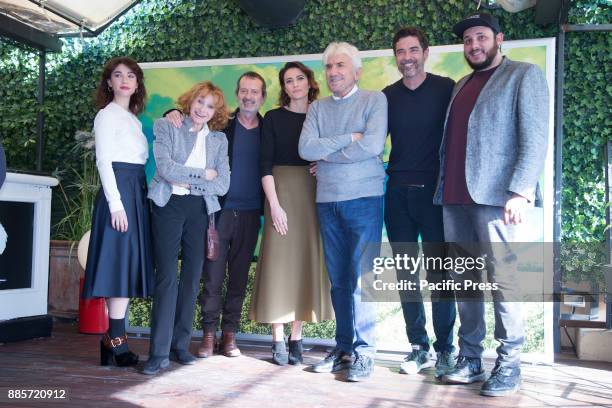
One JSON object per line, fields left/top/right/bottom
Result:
{"left": 433, "top": 57, "right": 549, "bottom": 207}
{"left": 148, "top": 117, "right": 230, "bottom": 214}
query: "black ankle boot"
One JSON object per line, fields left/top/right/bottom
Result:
{"left": 272, "top": 341, "right": 288, "bottom": 366}
{"left": 108, "top": 318, "right": 128, "bottom": 353}
{"left": 288, "top": 337, "right": 303, "bottom": 365}
{"left": 100, "top": 333, "right": 139, "bottom": 367}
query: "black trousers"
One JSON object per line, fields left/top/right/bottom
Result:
{"left": 149, "top": 195, "right": 208, "bottom": 357}
{"left": 199, "top": 208, "right": 260, "bottom": 332}
{"left": 384, "top": 181, "right": 456, "bottom": 353}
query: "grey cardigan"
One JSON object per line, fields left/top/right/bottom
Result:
{"left": 148, "top": 117, "right": 230, "bottom": 214}
{"left": 298, "top": 89, "right": 388, "bottom": 203}
{"left": 433, "top": 57, "right": 549, "bottom": 207}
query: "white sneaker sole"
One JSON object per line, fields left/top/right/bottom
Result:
{"left": 399, "top": 359, "right": 435, "bottom": 375}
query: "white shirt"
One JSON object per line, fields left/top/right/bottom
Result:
{"left": 331, "top": 84, "right": 359, "bottom": 100}
{"left": 94, "top": 101, "right": 148, "bottom": 213}
{"left": 172, "top": 125, "right": 208, "bottom": 195}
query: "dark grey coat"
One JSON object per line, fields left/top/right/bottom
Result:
{"left": 434, "top": 57, "right": 549, "bottom": 207}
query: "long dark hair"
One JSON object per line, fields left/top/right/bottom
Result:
{"left": 278, "top": 61, "right": 319, "bottom": 107}
{"left": 95, "top": 56, "right": 147, "bottom": 115}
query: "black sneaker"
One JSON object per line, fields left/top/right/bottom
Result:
{"left": 311, "top": 348, "right": 352, "bottom": 373}
{"left": 440, "top": 355, "right": 486, "bottom": 384}
{"left": 480, "top": 364, "right": 521, "bottom": 397}
{"left": 169, "top": 349, "right": 197, "bottom": 365}
{"left": 346, "top": 354, "right": 374, "bottom": 382}
{"left": 142, "top": 356, "right": 170, "bottom": 375}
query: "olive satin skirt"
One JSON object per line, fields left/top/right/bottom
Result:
{"left": 249, "top": 165, "right": 334, "bottom": 323}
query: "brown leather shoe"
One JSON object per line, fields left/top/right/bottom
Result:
{"left": 221, "top": 331, "right": 241, "bottom": 357}
{"left": 197, "top": 331, "right": 215, "bottom": 358}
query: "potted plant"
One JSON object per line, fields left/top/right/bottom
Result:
{"left": 48, "top": 130, "right": 99, "bottom": 318}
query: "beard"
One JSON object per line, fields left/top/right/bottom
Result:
{"left": 240, "top": 98, "right": 257, "bottom": 112}
{"left": 399, "top": 59, "right": 424, "bottom": 78}
{"left": 465, "top": 44, "right": 499, "bottom": 71}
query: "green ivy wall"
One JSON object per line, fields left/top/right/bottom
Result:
{"left": 0, "top": 0, "right": 609, "bottom": 244}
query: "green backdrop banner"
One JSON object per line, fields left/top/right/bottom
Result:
{"left": 139, "top": 38, "right": 556, "bottom": 359}
{"left": 139, "top": 38, "right": 555, "bottom": 241}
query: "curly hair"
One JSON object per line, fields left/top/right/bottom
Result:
{"left": 95, "top": 56, "right": 146, "bottom": 115}
{"left": 278, "top": 61, "right": 320, "bottom": 107}
{"left": 176, "top": 81, "right": 229, "bottom": 131}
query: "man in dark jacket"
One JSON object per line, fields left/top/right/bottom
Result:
{"left": 164, "top": 72, "right": 266, "bottom": 359}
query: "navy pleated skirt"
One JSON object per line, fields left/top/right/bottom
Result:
{"left": 82, "top": 162, "right": 154, "bottom": 299}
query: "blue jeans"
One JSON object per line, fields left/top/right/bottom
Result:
{"left": 317, "top": 196, "right": 383, "bottom": 358}
{"left": 384, "top": 182, "right": 456, "bottom": 353}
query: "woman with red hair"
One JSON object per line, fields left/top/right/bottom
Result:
{"left": 143, "top": 81, "right": 230, "bottom": 375}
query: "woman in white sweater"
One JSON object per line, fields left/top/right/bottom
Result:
{"left": 82, "top": 56, "right": 154, "bottom": 367}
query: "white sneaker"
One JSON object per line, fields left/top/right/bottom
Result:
{"left": 399, "top": 348, "right": 434, "bottom": 374}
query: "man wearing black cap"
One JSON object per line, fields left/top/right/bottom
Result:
{"left": 433, "top": 13, "right": 549, "bottom": 396}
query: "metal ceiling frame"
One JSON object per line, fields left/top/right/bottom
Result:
{"left": 0, "top": 1, "right": 144, "bottom": 47}
{"left": 0, "top": 13, "right": 62, "bottom": 52}
{"left": 24, "top": 0, "right": 143, "bottom": 38}
{"left": 552, "top": 1, "right": 612, "bottom": 353}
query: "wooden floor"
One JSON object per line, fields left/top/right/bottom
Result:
{"left": 1, "top": 322, "right": 612, "bottom": 408}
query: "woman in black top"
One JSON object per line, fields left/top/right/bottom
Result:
{"left": 249, "top": 62, "right": 333, "bottom": 365}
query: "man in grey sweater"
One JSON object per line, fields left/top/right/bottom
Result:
{"left": 299, "top": 41, "right": 387, "bottom": 382}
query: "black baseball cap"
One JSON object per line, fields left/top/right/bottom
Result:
{"left": 453, "top": 13, "right": 501, "bottom": 38}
